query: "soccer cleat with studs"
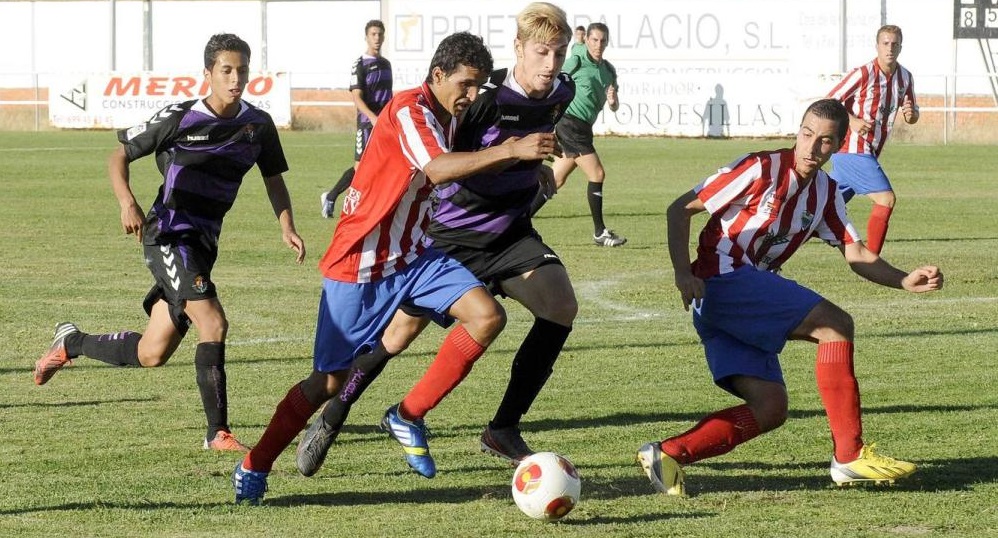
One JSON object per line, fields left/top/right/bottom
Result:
{"left": 204, "top": 430, "right": 250, "bottom": 452}
{"left": 380, "top": 404, "right": 436, "bottom": 478}
{"left": 636, "top": 442, "right": 686, "bottom": 496}
{"left": 232, "top": 462, "right": 268, "bottom": 505}
{"left": 593, "top": 228, "right": 627, "bottom": 247}
{"left": 296, "top": 418, "right": 340, "bottom": 477}
{"left": 480, "top": 425, "right": 534, "bottom": 465}
{"left": 830, "top": 443, "right": 916, "bottom": 486}
{"left": 320, "top": 191, "right": 335, "bottom": 218}
{"left": 34, "top": 322, "right": 79, "bottom": 385}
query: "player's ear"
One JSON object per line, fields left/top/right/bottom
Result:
{"left": 514, "top": 38, "right": 523, "bottom": 60}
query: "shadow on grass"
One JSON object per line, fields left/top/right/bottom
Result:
{"left": 0, "top": 396, "right": 157, "bottom": 410}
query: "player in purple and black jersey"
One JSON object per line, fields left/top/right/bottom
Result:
{"left": 33, "top": 33, "right": 306, "bottom": 452}
{"left": 294, "top": 2, "right": 578, "bottom": 479}
{"left": 321, "top": 19, "right": 394, "bottom": 218}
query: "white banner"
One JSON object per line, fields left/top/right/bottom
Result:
{"left": 48, "top": 72, "right": 292, "bottom": 129}
{"left": 382, "top": 0, "right": 849, "bottom": 136}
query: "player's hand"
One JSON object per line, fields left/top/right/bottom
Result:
{"left": 674, "top": 271, "right": 705, "bottom": 312}
{"left": 284, "top": 231, "right": 306, "bottom": 264}
{"left": 850, "top": 115, "right": 873, "bottom": 137}
{"left": 901, "top": 96, "right": 918, "bottom": 123}
{"left": 536, "top": 165, "right": 557, "bottom": 200}
{"left": 504, "top": 132, "right": 558, "bottom": 161}
{"left": 902, "top": 265, "right": 942, "bottom": 293}
{"left": 120, "top": 202, "right": 145, "bottom": 242}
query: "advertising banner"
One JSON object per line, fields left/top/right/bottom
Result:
{"left": 49, "top": 72, "right": 291, "bottom": 129}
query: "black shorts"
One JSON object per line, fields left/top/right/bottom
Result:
{"left": 354, "top": 121, "right": 374, "bottom": 161}
{"left": 555, "top": 114, "right": 595, "bottom": 158}
{"left": 434, "top": 231, "right": 564, "bottom": 297}
{"left": 142, "top": 234, "right": 218, "bottom": 330}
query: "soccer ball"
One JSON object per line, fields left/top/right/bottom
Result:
{"left": 511, "top": 452, "right": 582, "bottom": 522}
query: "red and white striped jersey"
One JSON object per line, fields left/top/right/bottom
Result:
{"left": 319, "top": 82, "right": 454, "bottom": 283}
{"left": 827, "top": 58, "right": 917, "bottom": 157}
{"left": 691, "top": 148, "right": 861, "bottom": 279}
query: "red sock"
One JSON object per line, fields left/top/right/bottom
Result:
{"left": 399, "top": 325, "right": 485, "bottom": 420}
{"left": 243, "top": 383, "right": 320, "bottom": 472}
{"left": 816, "top": 341, "right": 863, "bottom": 462}
{"left": 660, "top": 405, "right": 761, "bottom": 464}
{"left": 865, "top": 204, "right": 893, "bottom": 255}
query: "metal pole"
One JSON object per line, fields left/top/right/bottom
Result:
{"left": 110, "top": 0, "right": 117, "bottom": 70}
{"left": 261, "top": 0, "right": 268, "bottom": 71}
{"left": 143, "top": 0, "right": 153, "bottom": 70}
{"left": 839, "top": 0, "right": 847, "bottom": 73}
{"left": 881, "top": 0, "right": 887, "bottom": 25}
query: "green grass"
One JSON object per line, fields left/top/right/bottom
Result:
{"left": 1, "top": 132, "right": 996, "bottom": 537}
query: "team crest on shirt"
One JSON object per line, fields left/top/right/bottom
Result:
{"left": 548, "top": 103, "right": 563, "bottom": 124}
{"left": 192, "top": 275, "right": 211, "bottom": 294}
{"left": 801, "top": 211, "right": 814, "bottom": 229}
{"left": 242, "top": 124, "right": 257, "bottom": 142}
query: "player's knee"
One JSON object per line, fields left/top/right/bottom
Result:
{"left": 473, "top": 302, "right": 507, "bottom": 340}
{"left": 589, "top": 167, "right": 606, "bottom": 183}
{"left": 194, "top": 312, "right": 229, "bottom": 341}
{"left": 750, "top": 397, "right": 789, "bottom": 433}
{"left": 137, "top": 346, "right": 171, "bottom": 367}
{"left": 805, "top": 301, "right": 854, "bottom": 341}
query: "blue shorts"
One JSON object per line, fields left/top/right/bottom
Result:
{"left": 692, "top": 266, "right": 824, "bottom": 396}
{"left": 830, "top": 153, "right": 892, "bottom": 202}
{"left": 313, "top": 248, "right": 483, "bottom": 372}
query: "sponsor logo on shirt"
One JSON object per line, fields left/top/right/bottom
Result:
{"left": 342, "top": 187, "right": 361, "bottom": 215}
{"left": 501, "top": 114, "right": 520, "bottom": 122}
{"left": 126, "top": 124, "right": 147, "bottom": 140}
{"left": 185, "top": 134, "right": 209, "bottom": 142}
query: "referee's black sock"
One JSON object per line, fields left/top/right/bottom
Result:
{"left": 587, "top": 181, "right": 607, "bottom": 235}
{"left": 71, "top": 331, "right": 142, "bottom": 367}
{"left": 321, "top": 342, "right": 396, "bottom": 430}
{"left": 490, "top": 318, "right": 572, "bottom": 429}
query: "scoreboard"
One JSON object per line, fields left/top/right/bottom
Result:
{"left": 954, "top": 0, "right": 998, "bottom": 39}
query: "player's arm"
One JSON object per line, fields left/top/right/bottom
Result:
{"left": 666, "top": 189, "right": 707, "bottom": 311}
{"left": 263, "top": 174, "right": 306, "bottom": 264}
{"left": 422, "top": 132, "right": 558, "bottom": 185}
{"left": 108, "top": 145, "right": 145, "bottom": 242}
{"left": 351, "top": 88, "right": 380, "bottom": 126}
{"left": 606, "top": 63, "right": 619, "bottom": 112}
{"left": 839, "top": 242, "right": 942, "bottom": 292}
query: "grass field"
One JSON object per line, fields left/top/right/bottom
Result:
{"left": 1, "top": 131, "right": 996, "bottom": 537}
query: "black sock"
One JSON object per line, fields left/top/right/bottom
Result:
{"left": 329, "top": 167, "right": 356, "bottom": 203}
{"left": 73, "top": 331, "right": 142, "bottom": 366}
{"left": 195, "top": 342, "right": 228, "bottom": 440}
{"left": 321, "top": 342, "right": 396, "bottom": 430}
{"left": 587, "top": 181, "right": 606, "bottom": 234}
{"left": 491, "top": 318, "right": 572, "bottom": 429}
{"left": 529, "top": 187, "right": 550, "bottom": 217}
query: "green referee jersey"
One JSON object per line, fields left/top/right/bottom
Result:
{"left": 562, "top": 50, "right": 618, "bottom": 125}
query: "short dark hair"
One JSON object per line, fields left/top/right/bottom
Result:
{"left": 803, "top": 98, "right": 849, "bottom": 142}
{"left": 425, "top": 32, "right": 493, "bottom": 83}
{"left": 204, "top": 33, "right": 251, "bottom": 69}
{"left": 366, "top": 19, "right": 385, "bottom": 33}
{"left": 575, "top": 25, "right": 585, "bottom": 32}
{"left": 587, "top": 22, "right": 609, "bottom": 38}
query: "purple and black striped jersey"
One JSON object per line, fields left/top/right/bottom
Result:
{"left": 428, "top": 68, "right": 574, "bottom": 249}
{"left": 117, "top": 99, "right": 288, "bottom": 246}
{"left": 350, "top": 54, "right": 393, "bottom": 124}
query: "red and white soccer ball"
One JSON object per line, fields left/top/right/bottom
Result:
{"left": 511, "top": 452, "right": 582, "bottom": 522}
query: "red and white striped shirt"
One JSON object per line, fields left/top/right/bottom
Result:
{"left": 692, "top": 148, "right": 860, "bottom": 279}
{"left": 827, "top": 58, "right": 917, "bottom": 157}
{"left": 320, "top": 83, "right": 454, "bottom": 283}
